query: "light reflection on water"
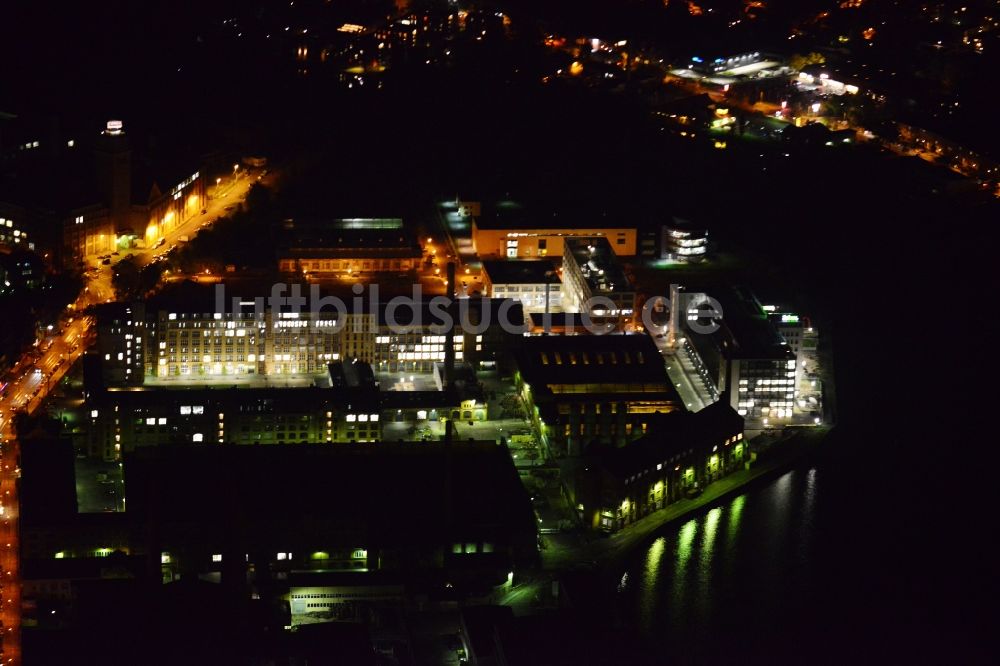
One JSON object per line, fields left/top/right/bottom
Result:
{"left": 617, "top": 467, "right": 819, "bottom": 645}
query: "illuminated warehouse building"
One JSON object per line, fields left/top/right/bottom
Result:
{"left": 574, "top": 401, "right": 744, "bottom": 531}
{"left": 277, "top": 218, "right": 423, "bottom": 276}
{"left": 513, "top": 334, "right": 682, "bottom": 457}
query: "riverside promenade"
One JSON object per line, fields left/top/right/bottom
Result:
{"left": 500, "top": 428, "right": 829, "bottom": 611}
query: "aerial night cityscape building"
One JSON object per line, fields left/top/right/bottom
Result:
{"left": 0, "top": 0, "right": 995, "bottom": 664}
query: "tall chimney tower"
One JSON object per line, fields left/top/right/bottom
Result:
{"left": 667, "top": 284, "right": 684, "bottom": 349}
{"left": 445, "top": 262, "right": 456, "bottom": 388}
{"left": 95, "top": 120, "right": 131, "bottom": 219}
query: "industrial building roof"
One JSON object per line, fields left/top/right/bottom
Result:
{"left": 482, "top": 260, "right": 561, "bottom": 285}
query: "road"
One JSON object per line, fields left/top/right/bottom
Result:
{"left": 131, "top": 172, "right": 261, "bottom": 269}
{"left": 0, "top": 169, "right": 261, "bottom": 665}
{"left": 0, "top": 283, "right": 102, "bottom": 665}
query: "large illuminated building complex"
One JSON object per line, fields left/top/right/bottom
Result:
{"left": 677, "top": 286, "right": 797, "bottom": 426}
{"left": 94, "top": 290, "right": 523, "bottom": 387}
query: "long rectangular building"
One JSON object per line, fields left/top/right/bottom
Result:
{"left": 513, "top": 334, "right": 682, "bottom": 456}
{"left": 561, "top": 237, "right": 636, "bottom": 322}
{"left": 574, "top": 401, "right": 744, "bottom": 531}
{"left": 277, "top": 218, "right": 423, "bottom": 275}
{"left": 83, "top": 379, "right": 490, "bottom": 461}
{"left": 94, "top": 289, "right": 524, "bottom": 386}
{"left": 471, "top": 205, "right": 636, "bottom": 259}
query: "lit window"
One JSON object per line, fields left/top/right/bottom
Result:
{"left": 192, "top": 433, "right": 203, "bottom": 442}
{"left": 212, "top": 554, "right": 222, "bottom": 562}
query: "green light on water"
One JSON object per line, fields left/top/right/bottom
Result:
{"left": 640, "top": 536, "right": 666, "bottom": 628}
{"left": 646, "top": 537, "right": 666, "bottom": 582}
{"left": 701, "top": 507, "right": 721, "bottom": 565}
{"left": 672, "top": 519, "right": 698, "bottom": 608}
{"left": 728, "top": 494, "right": 745, "bottom": 543}
{"left": 676, "top": 519, "right": 697, "bottom": 572}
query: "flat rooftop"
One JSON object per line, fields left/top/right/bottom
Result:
{"left": 565, "top": 237, "right": 633, "bottom": 295}
{"left": 279, "top": 226, "right": 422, "bottom": 259}
{"left": 473, "top": 203, "right": 634, "bottom": 231}
{"left": 123, "top": 442, "right": 535, "bottom": 545}
{"left": 515, "top": 334, "right": 680, "bottom": 400}
{"left": 482, "top": 260, "right": 561, "bottom": 285}
{"left": 598, "top": 401, "right": 743, "bottom": 479}
{"left": 686, "top": 286, "right": 796, "bottom": 360}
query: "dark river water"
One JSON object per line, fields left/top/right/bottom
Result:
{"left": 601, "top": 442, "right": 992, "bottom": 664}
{"left": 612, "top": 464, "right": 822, "bottom": 658}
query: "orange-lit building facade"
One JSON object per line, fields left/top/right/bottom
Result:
{"left": 62, "top": 121, "right": 205, "bottom": 261}
{"left": 472, "top": 220, "right": 637, "bottom": 259}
